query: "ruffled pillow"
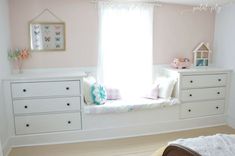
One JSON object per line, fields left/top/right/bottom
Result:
{"left": 91, "top": 83, "right": 107, "bottom": 105}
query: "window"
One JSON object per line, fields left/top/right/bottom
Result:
{"left": 98, "top": 2, "right": 154, "bottom": 98}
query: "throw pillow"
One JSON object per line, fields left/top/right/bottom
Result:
{"left": 106, "top": 87, "right": 121, "bottom": 100}
{"left": 155, "top": 77, "right": 176, "bottom": 99}
{"left": 91, "top": 83, "right": 107, "bottom": 105}
{"left": 83, "top": 76, "right": 96, "bottom": 105}
{"left": 144, "top": 83, "right": 159, "bottom": 100}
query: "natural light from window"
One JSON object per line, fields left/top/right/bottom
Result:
{"left": 98, "top": 2, "right": 154, "bottom": 98}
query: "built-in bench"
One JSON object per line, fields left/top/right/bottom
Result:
{"left": 84, "top": 98, "right": 180, "bottom": 114}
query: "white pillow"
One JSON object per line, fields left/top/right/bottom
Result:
{"left": 155, "top": 77, "right": 176, "bottom": 99}
{"left": 143, "top": 83, "right": 159, "bottom": 100}
{"left": 83, "top": 76, "right": 96, "bottom": 105}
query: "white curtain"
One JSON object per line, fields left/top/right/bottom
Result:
{"left": 98, "top": 2, "right": 154, "bottom": 98}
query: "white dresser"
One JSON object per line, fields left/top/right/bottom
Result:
{"left": 164, "top": 67, "right": 231, "bottom": 119}
{"left": 4, "top": 71, "right": 86, "bottom": 135}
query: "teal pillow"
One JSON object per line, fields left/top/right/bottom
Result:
{"left": 91, "top": 83, "right": 107, "bottom": 105}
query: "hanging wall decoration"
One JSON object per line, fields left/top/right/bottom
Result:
{"left": 29, "top": 9, "right": 66, "bottom": 51}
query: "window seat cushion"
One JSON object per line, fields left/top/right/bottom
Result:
{"left": 84, "top": 98, "right": 180, "bottom": 114}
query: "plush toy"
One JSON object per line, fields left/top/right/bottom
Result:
{"left": 171, "top": 58, "right": 191, "bottom": 69}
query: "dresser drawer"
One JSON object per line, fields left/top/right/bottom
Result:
{"left": 13, "top": 97, "right": 81, "bottom": 115}
{"left": 180, "top": 100, "right": 225, "bottom": 119}
{"left": 11, "top": 81, "right": 80, "bottom": 98}
{"left": 181, "top": 74, "right": 227, "bottom": 89}
{"left": 181, "top": 87, "right": 225, "bottom": 102}
{"left": 15, "top": 113, "right": 81, "bottom": 135}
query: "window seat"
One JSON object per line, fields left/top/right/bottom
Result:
{"left": 84, "top": 98, "right": 180, "bottom": 114}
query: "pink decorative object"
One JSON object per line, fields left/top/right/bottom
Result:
{"left": 171, "top": 58, "right": 191, "bottom": 69}
{"left": 106, "top": 88, "right": 121, "bottom": 100}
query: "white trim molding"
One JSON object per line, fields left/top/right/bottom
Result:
{"left": 227, "top": 115, "right": 235, "bottom": 129}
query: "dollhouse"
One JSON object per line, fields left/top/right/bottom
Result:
{"left": 193, "top": 42, "right": 211, "bottom": 67}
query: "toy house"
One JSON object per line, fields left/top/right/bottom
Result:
{"left": 193, "top": 42, "right": 211, "bottom": 66}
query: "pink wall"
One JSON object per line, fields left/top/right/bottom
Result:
{"left": 154, "top": 5, "right": 215, "bottom": 64}
{"left": 9, "top": 0, "right": 215, "bottom": 69}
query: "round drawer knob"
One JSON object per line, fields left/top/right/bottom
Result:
{"left": 189, "top": 94, "right": 192, "bottom": 97}
{"left": 217, "top": 92, "right": 221, "bottom": 95}
{"left": 66, "top": 87, "right": 70, "bottom": 90}
{"left": 24, "top": 105, "right": 28, "bottom": 109}
{"left": 23, "top": 89, "right": 27, "bottom": 92}
{"left": 67, "top": 103, "right": 70, "bottom": 106}
{"left": 216, "top": 106, "right": 219, "bottom": 109}
{"left": 218, "top": 79, "right": 222, "bottom": 82}
{"left": 188, "top": 109, "right": 191, "bottom": 112}
{"left": 26, "top": 124, "right": 30, "bottom": 127}
{"left": 190, "top": 80, "right": 193, "bottom": 83}
{"left": 68, "top": 121, "right": 71, "bottom": 124}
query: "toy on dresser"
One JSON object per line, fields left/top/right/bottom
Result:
{"left": 171, "top": 58, "right": 191, "bottom": 69}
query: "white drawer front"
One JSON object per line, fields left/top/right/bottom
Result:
{"left": 181, "top": 87, "right": 226, "bottom": 102}
{"left": 181, "top": 74, "right": 227, "bottom": 89}
{"left": 11, "top": 81, "right": 80, "bottom": 98}
{"left": 15, "top": 113, "right": 81, "bottom": 135}
{"left": 180, "top": 100, "right": 225, "bottom": 119}
{"left": 13, "top": 97, "right": 81, "bottom": 115}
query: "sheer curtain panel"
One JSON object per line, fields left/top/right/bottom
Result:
{"left": 98, "top": 2, "right": 154, "bottom": 98}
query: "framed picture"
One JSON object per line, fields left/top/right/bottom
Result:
{"left": 29, "top": 22, "right": 66, "bottom": 51}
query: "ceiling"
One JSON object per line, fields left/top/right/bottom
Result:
{"left": 157, "top": 0, "right": 235, "bottom": 6}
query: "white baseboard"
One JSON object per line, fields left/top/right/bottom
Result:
{"left": 2, "top": 138, "right": 11, "bottom": 156}
{"left": 5, "top": 115, "right": 226, "bottom": 152}
{"left": 227, "top": 115, "right": 235, "bottom": 128}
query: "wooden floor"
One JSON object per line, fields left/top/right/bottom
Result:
{"left": 9, "top": 126, "right": 235, "bottom": 156}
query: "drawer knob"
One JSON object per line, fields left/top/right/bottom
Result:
{"left": 217, "top": 92, "right": 221, "bottom": 95}
{"left": 188, "top": 109, "right": 191, "bottom": 112}
{"left": 190, "top": 80, "right": 193, "bottom": 83}
{"left": 24, "top": 105, "right": 28, "bottom": 109}
{"left": 68, "top": 121, "right": 71, "bottom": 124}
{"left": 67, "top": 103, "right": 70, "bottom": 106}
{"left": 218, "top": 79, "right": 222, "bottom": 82}
{"left": 26, "top": 124, "right": 30, "bottom": 127}
{"left": 23, "top": 89, "right": 27, "bottom": 92}
{"left": 189, "top": 94, "right": 192, "bottom": 97}
{"left": 66, "top": 87, "right": 70, "bottom": 90}
{"left": 216, "top": 106, "right": 219, "bottom": 109}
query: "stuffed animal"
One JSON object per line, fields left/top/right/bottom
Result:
{"left": 171, "top": 58, "right": 191, "bottom": 69}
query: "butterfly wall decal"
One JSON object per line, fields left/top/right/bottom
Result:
{"left": 55, "top": 37, "right": 61, "bottom": 41}
{"left": 44, "top": 37, "right": 51, "bottom": 42}
{"left": 55, "top": 32, "right": 60, "bottom": 35}
{"left": 35, "top": 44, "right": 39, "bottom": 48}
{"left": 34, "top": 31, "right": 40, "bottom": 35}
{"left": 33, "top": 25, "right": 40, "bottom": 29}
